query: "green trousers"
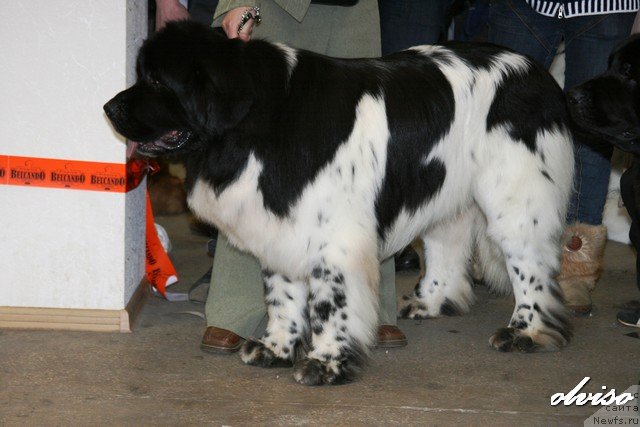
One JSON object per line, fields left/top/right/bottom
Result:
{"left": 206, "top": 236, "right": 398, "bottom": 338}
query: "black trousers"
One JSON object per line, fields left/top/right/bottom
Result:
{"left": 620, "top": 158, "right": 640, "bottom": 291}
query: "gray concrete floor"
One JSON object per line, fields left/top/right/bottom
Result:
{"left": 2, "top": 213, "right": 639, "bottom": 425}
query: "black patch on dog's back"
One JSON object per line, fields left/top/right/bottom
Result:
{"left": 254, "top": 52, "right": 383, "bottom": 216}
{"left": 375, "top": 50, "right": 454, "bottom": 237}
{"left": 487, "top": 58, "right": 568, "bottom": 152}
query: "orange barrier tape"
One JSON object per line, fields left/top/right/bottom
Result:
{"left": 0, "top": 155, "right": 153, "bottom": 193}
{"left": 145, "top": 191, "right": 178, "bottom": 297}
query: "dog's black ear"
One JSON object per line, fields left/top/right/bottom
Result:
{"left": 186, "top": 42, "right": 255, "bottom": 135}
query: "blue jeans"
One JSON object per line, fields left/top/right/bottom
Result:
{"left": 378, "top": 0, "right": 455, "bottom": 54}
{"left": 188, "top": 0, "right": 218, "bottom": 25}
{"left": 488, "top": 0, "right": 635, "bottom": 225}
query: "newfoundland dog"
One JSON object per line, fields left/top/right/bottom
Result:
{"left": 105, "top": 21, "right": 574, "bottom": 385}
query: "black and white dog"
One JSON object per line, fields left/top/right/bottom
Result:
{"left": 104, "top": 21, "right": 574, "bottom": 385}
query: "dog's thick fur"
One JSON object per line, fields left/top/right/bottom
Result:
{"left": 568, "top": 34, "right": 640, "bottom": 291}
{"left": 105, "top": 21, "right": 574, "bottom": 385}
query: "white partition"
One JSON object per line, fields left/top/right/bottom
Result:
{"left": 0, "top": 1, "right": 148, "bottom": 328}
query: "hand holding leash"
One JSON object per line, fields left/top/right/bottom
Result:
{"left": 222, "top": 6, "right": 261, "bottom": 41}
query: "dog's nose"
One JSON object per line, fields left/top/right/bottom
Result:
{"left": 103, "top": 99, "right": 120, "bottom": 121}
{"left": 567, "top": 89, "right": 589, "bottom": 106}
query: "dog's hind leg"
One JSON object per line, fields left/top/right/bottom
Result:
{"left": 398, "top": 207, "right": 476, "bottom": 319}
{"left": 241, "top": 271, "right": 309, "bottom": 367}
{"left": 293, "top": 245, "right": 379, "bottom": 386}
{"left": 473, "top": 211, "right": 511, "bottom": 294}
{"left": 476, "top": 132, "right": 574, "bottom": 352}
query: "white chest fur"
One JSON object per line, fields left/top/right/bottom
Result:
{"left": 187, "top": 94, "right": 392, "bottom": 278}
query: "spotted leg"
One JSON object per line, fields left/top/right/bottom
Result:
{"left": 489, "top": 258, "right": 570, "bottom": 352}
{"left": 475, "top": 132, "right": 573, "bottom": 352}
{"left": 399, "top": 207, "right": 476, "bottom": 319}
{"left": 240, "top": 270, "right": 309, "bottom": 368}
{"left": 482, "top": 194, "right": 571, "bottom": 351}
{"left": 293, "top": 250, "right": 379, "bottom": 386}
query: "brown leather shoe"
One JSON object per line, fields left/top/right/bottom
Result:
{"left": 376, "top": 325, "right": 408, "bottom": 348}
{"left": 200, "top": 326, "right": 244, "bottom": 354}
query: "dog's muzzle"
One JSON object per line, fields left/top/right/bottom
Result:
{"left": 566, "top": 88, "right": 591, "bottom": 106}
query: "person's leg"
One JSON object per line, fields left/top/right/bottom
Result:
{"left": 617, "top": 160, "right": 640, "bottom": 325}
{"left": 188, "top": 0, "right": 219, "bottom": 25}
{"left": 617, "top": 160, "right": 640, "bottom": 326}
{"left": 204, "top": 236, "right": 406, "bottom": 349}
{"left": 563, "top": 12, "right": 636, "bottom": 225}
{"left": 487, "top": 0, "right": 562, "bottom": 67}
{"left": 620, "top": 159, "right": 640, "bottom": 291}
{"left": 378, "top": 0, "right": 454, "bottom": 55}
{"left": 204, "top": 235, "right": 267, "bottom": 340}
{"left": 378, "top": 257, "right": 400, "bottom": 325}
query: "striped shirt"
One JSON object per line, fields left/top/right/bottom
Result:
{"left": 525, "top": 0, "right": 639, "bottom": 18}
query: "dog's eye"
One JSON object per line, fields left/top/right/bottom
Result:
{"left": 149, "top": 77, "right": 164, "bottom": 88}
{"left": 621, "top": 63, "right": 633, "bottom": 78}
{"left": 622, "top": 130, "right": 636, "bottom": 139}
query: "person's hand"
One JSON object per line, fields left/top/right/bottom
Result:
{"left": 155, "top": 0, "right": 190, "bottom": 30}
{"left": 222, "top": 7, "right": 257, "bottom": 41}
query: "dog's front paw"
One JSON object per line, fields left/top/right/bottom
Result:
{"left": 240, "top": 339, "right": 293, "bottom": 368}
{"left": 293, "top": 357, "right": 352, "bottom": 386}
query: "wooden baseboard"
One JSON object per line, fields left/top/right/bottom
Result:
{"left": 122, "top": 278, "right": 151, "bottom": 332}
{"left": 0, "top": 279, "right": 149, "bottom": 333}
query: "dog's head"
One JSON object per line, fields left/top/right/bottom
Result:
{"left": 567, "top": 35, "right": 640, "bottom": 155}
{"left": 103, "top": 21, "right": 254, "bottom": 157}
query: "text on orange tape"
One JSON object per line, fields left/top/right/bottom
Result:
{"left": 0, "top": 155, "right": 129, "bottom": 192}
